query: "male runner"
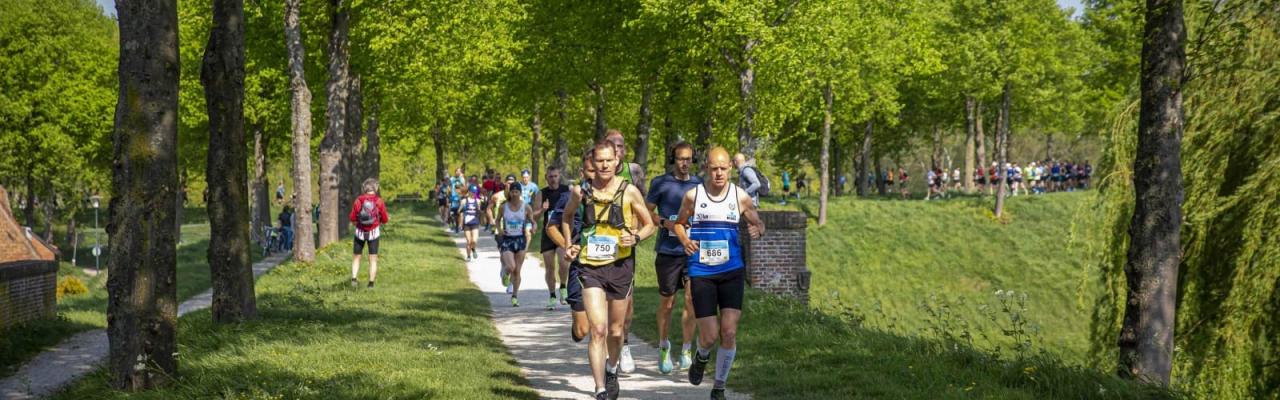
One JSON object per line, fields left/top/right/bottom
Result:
{"left": 646, "top": 142, "right": 701, "bottom": 374}
{"left": 535, "top": 166, "right": 571, "bottom": 309}
{"left": 673, "top": 147, "right": 765, "bottom": 400}
{"left": 602, "top": 128, "right": 646, "bottom": 373}
{"left": 560, "top": 142, "right": 656, "bottom": 400}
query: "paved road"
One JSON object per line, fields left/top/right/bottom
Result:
{"left": 451, "top": 227, "right": 748, "bottom": 400}
{"left": 0, "top": 252, "right": 291, "bottom": 399}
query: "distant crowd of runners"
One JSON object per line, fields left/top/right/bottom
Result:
{"left": 774, "top": 159, "right": 1095, "bottom": 201}
{"left": 434, "top": 129, "right": 765, "bottom": 400}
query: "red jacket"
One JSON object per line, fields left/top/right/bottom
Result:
{"left": 349, "top": 193, "right": 389, "bottom": 231}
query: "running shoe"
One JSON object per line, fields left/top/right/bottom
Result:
{"left": 688, "top": 351, "right": 709, "bottom": 386}
{"left": 350, "top": 278, "right": 358, "bottom": 289}
{"left": 546, "top": 297, "right": 556, "bottom": 310}
{"left": 605, "top": 370, "right": 620, "bottom": 399}
{"left": 511, "top": 297, "right": 519, "bottom": 307}
{"left": 367, "top": 281, "right": 375, "bottom": 289}
{"left": 594, "top": 391, "right": 608, "bottom": 400}
{"left": 619, "top": 345, "right": 635, "bottom": 373}
{"left": 710, "top": 388, "right": 727, "bottom": 400}
{"left": 658, "top": 346, "right": 674, "bottom": 374}
{"left": 502, "top": 273, "right": 511, "bottom": 289}
{"left": 506, "top": 284, "right": 513, "bottom": 294}
{"left": 559, "top": 287, "right": 568, "bottom": 305}
{"left": 680, "top": 349, "right": 693, "bottom": 371}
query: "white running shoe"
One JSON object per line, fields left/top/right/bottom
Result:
{"left": 619, "top": 345, "right": 635, "bottom": 373}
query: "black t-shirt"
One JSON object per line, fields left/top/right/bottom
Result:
{"left": 540, "top": 184, "right": 570, "bottom": 227}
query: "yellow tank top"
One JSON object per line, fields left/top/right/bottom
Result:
{"left": 578, "top": 181, "right": 634, "bottom": 266}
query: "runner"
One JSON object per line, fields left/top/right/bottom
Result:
{"left": 349, "top": 178, "right": 389, "bottom": 289}
{"left": 520, "top": 169, "right": 540, "bottom": 205}
{"left": 435, "top": 182, "right": 449, "bottom": 224}
{"left": 732, "top": 153, "right": 762, "bottom": 207}
{"left": 535, "top": 166, "right": 570, "bottom": 310}
{"left": 560, "top": 142, "right": 656, "bottom": 400}
{"left": 489, "top": 174, "right": 518, "bottom": 293}
{"left": 899, "top": 167, "right": 910, "bottom": 199}
{"left": 449, "top": 168, "right": 465, "bottom": 232}
{"left": 457, "top": 186, "right": 483, "bottom": 260}
{"left": 498, "top": 181, "right": 535, "bottom": 307}
{"left": 780, "top": 170, "right": 791, "bottom": 204}
{"left": 548, "top": 149, "right": 597, "bottom": 342}
{"left": 646, "top": 142, "right": 702, "bottom": 374}
{"left": 672, "top": 147, "right": 765, "bottom": 400}
{"left": 602, "top": 128, "right": 646, "bottom": 373}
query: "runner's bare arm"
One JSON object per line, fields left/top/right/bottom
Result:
{"left": 738, "top": 186, "right": 765, "bottom": 239}
{"left": 531, "top": 191, "right": 545, "bottom": 219}
{"left": 561, "top": 188, "right": 582, "bottom": 258}
{"left": 524, "top": 204, "right": 535, "bottom": 250}
{"left": 622, "top": 185, "right": 655, "bottom": 246}
{"left": 673, "top": 189, "right": 698, "bottom": 256}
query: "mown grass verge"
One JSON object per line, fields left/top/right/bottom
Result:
{"left": 48, "top": 202, "right": 537, "bottom": 399}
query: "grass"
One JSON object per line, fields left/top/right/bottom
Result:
{"left": 624, "top": 191, "right": 1176, "bottom": 398}
{"left": 0, "top": 222, "right": 240, "bottom": 377}
{"left": 50, "top": 202, "right": 538, "bottom": 400}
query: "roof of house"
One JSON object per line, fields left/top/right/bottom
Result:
{"left": 0, "top": 185, "right": 57, "bottom": 264}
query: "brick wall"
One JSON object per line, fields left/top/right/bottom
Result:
{"left": 743, "top": 211, "right": 811, "bottom": 304}
{"left": 0, "top": 260, "right": 58, "bottom": 329}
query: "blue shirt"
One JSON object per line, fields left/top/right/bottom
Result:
{"left": 646, "top": 173, "right": 702, "bottom": 256}
{"left": 520, "top": 182, "right": 539, "bottom": 205}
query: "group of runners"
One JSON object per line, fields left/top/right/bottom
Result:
{"left": 437, "top": 129, "right": 765, "bottom": 400}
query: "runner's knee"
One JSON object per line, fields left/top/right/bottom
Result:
{"left": 720, "top": 325, "right": 737, "bottom": 347}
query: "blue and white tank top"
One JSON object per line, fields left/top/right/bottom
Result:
{"left": 688, "top": 183, "right": 744, "bottom": 277}
{"left": 502, "top": 203, "right": 528, "bottom": 237}
{"left": 461, "top": 197, "right": 480, "bottom": 225}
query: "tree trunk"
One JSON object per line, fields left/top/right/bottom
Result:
{"left": 339, "top": 74, "right": 363, "bottom": 238}
{"left": 66, "top": 216, "right": 77, "bottom": 265}
{"left": 874, "top": 154, "right": 886, "bottom": 195}
{"left": 251, "top": 125, "right": 270, "bottom": 244}
{"left": 318, "top": 0, "right": 349, "bottom": 248}
{"left": 1119, "top": 0, "right": 1184, "bottom": 386}
{"left": 589, "top": 79, "right": 607, "bottom": 141}
{"left": 432, "top": 122, "right": 446, "bottom": 183}
{"left": 634, "top": 71, "right": 655, "bottom": 170}
{"left": 1046, "top": 133, "right": 1055, "bottom": 161}
{"left": 994, "top": 82, "right": 1012, "bottom": 217}
{"left": 857, "top": 120, "right": 873, "bottom": 196}
{"left": 819, "top": 83, "right": 832, "bottom": 225}
{"left": 285, "top": 0, "right": 315, "bottom": 262}
{"left": 695, "top": 70, "right": 715, "bottom": 154}
{"left": 736, "top": 51, "right": 758, "bottom": 159}
{"left": 553, "top": 89, "right": 569, "bottom": 170}
{"left": 931, "top": 127, "right": 943, "bottom": 170}
{"left": 364, "top": 105, "right": 380, "bottom": 181}
{"left": 24, "top": 174, "right": 35, "bottom": 228}
{"left": 975, "top": 101, "right": 987, "bottom": 172}
{"left": 175, "top": 172, "right": 185, "bottom": 244}
{"left": 201, "top": 0, "right": 256, "bottom": 324}
{"left": 42, "top": 181, "right": 54, "bottom": 243}
{"left": 531, "top": 102, "right": 542, "bottom": 184}
{"left": 964, "top": 96, "right": 977, "bottom": 193}
{"left": 107, "top": 0, "right": 180, "bottom": 388}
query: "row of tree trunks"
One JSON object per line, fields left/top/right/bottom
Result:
{"left": 1119, "top": 0, "right": 1185, "bottom": 386}
{"left": 202, "top": 0, "right": 257, "bottom": 324}
{"left": 553, "top": 89, "right": 569, "bottom": 170}
{"left": 107, "top": 0, "right": 181, "bottom": 389}
{"left": 285, "top": 0, "right": 316, "bottom": 263}
{"left": 856, "top": 119, "right": 873, "bottom": 196}
{"left": 993, "top": 82, "right": 1012, "bottom": 217}
{"left": 318, "top": 0, "right": 350, "bottom": 248}
{"left": 818, "top": 83, "right": 832, "bottom": 226}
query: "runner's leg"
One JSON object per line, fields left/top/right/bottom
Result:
{"left": 511, "top": 250, "right": 525, "bottom": 298}
{"left": 583, "top": 287, "right": 610, "bottom": 391}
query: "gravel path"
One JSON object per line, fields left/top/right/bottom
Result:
{"left": 0, "top": 252, "right": 292, "bottom": 399}
{"left": 451, "top": 228, "right": 749, "bottom": 400}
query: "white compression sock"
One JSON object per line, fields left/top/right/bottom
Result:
{"left": 714, "top": 347, "right": 737, "bottom": 388}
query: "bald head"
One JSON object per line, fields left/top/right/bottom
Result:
{"left": 708, "top": 147, "right": 731, "bottom": 166}
{"left": 706, "top": 147, "right": 733, "bottom": 188}
{"left": 733, "top": 153, "right": 747, "bottom": 168}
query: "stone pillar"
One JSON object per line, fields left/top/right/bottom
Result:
{"left": 743, "top": 210, "right": 811, "bottom": 304}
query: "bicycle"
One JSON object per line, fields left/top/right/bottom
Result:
{"left": 262, "top": 226, "right": 282, "bottom": 257}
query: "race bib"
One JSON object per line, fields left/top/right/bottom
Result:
{"left": 667, "top": 214, "right": 680, "bottom": 237}
{"left": 505, "top": 219, "right": 523, "bottom": 233}
{"left": 698, "top": 240, "right": 730, "bottom": 266}
{"left": 586, "top": 235, "right": 619, "bottom": 261}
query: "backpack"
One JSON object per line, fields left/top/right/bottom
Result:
{"left": 358, "top": 198, "right": 379, "bottom": 227}
{"left": 744, "top": 166, "right": 771, "bottom": 197}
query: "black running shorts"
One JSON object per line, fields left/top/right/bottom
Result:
{"left": 690, "top": 268, "right": 745, "bottom": 319}
{"left": 567, "top": 261, "right": 584, "bottom": 312}
{"left": 654, "top": 253, "right": 689, "bottom": 297}
{"left": 578, "top": 257, "right": 635, "bottom": 301}
{"left": 498, "top": 235, "right": 526, "bottom": 253}
{"left": 539, "top": 226, "right": 559, "bottom": 253}
{"left": 354, "top": 237, "right": 379, "bottom": 255}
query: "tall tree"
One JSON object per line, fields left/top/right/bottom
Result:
{"left": 285, "top": 0, "right": 315, "bottom": 262}
{"left": 318, "top": 0, "right": 350, "bottom": 248}
{"left": 251, "top": 124, "right": 270, "bottom": 242}
{"left": 202, "top": 0, "right": 256, "bottom": 323}
{"left": 107, "top": 0, "right": 180, "bottom": 389}
{"left": 1118, "top": 0, "right": 1184, "bottom": 386}
{"left": 339, "top": 74, "right": 364, "bottom": 237}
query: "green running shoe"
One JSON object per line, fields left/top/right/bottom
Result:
{"left": 658, "top": 346, "right": 674, "bottom": 374}
{"left": 511, "top": 297, "right": 520, "bottom": 307}
{"left": 559, "top": 287, "right": 568, "bottom": 305}
{"left": 680, "top": 349, "right": 693, "bottom": 371}
{"left": 546, "top": 297, "right": 556, "bottom": 310}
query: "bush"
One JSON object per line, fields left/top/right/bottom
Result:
{"left": 56, "top": 276, "right": 89, "bottom": 299}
